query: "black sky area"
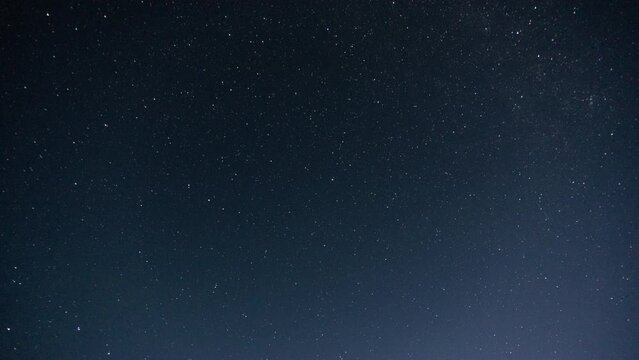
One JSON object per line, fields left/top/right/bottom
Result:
{"left": 1, "top": 1, "right": 638, "bottom": 359}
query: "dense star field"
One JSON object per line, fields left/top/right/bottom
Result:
{"left": 1, "top": 1, "right": 638, "bottom": 359}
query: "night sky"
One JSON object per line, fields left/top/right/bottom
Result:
{"left": 1, "top": 1, "right": 638, "bottom": 359}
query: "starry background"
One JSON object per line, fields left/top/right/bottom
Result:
{"left": 1, "top": 1, "right": 638, "bottom": 359}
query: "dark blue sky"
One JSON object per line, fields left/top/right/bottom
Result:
{"left": 1, "top": 1, "right": 638, "bottom": 359}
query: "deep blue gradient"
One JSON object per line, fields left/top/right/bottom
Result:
{"left": 1, "top": 1, "right": 638, "bottom": 359}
